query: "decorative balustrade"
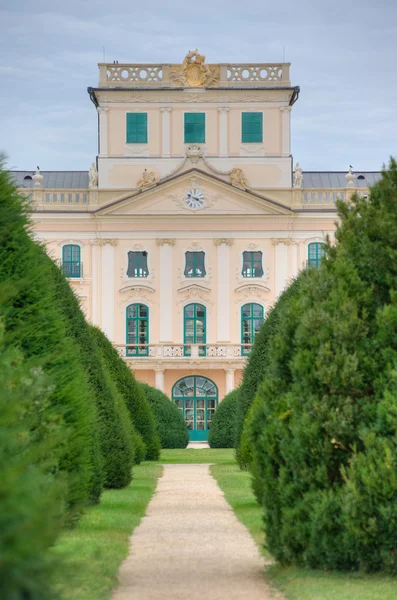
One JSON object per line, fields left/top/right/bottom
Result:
{"left": 98, "top": 62, "right": 290, "bottom": 88}
{"left": 302, "top": 189, "right": 346, "bottom": 204}
{"left": 43, "top": 190, "right": 89, "bottom": 205}
{"left": 115, "top": 343, "right": 252, "bottom": 359}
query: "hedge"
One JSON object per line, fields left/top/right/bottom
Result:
{"left": 48, "top": 259, "right": 135, "bottom": 490}
{"left": 140, "top": 383, "right": 188, "bottom": 448}
{"left": 249, "top": 158, "right": 397, "bottom": 573}
{"left": 91, "top": 326, "right": 161, "bottom": 461}
{"left": 208, "top": 390, "right": 238, "bottom": 448}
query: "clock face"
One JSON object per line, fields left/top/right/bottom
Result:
{"left": 185, "top": 188, "right": 205, "bottom": 209}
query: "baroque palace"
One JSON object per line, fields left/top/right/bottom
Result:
{"left": 12, "top": 51, "right": 381, "bottom": 440}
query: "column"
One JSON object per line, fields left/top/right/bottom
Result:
{"left": 100, "top": 239, "right": 117, "bottom": 340}
{"left": 225, "top": 369, "right": 235, "bottom": 394}
{"left": 280, "top": 107, "right": 292, "bottom": 156}
{"left": 97, "top": 107, "right": 108, "bottom": 157}
{"left": 155, "top": 369, "right": 165, "bottom": 392}
{"left": 214, "top": 239, "right": 233, "bottom": 341}
{"left": 160, "top": 107, "right": 172, "bottom": 157}
{"left": 217, "top": 107, "right": 229, "bottom": 157}
{"left": 157, "top": 239, "right": 175, "bottom": 341}
{"left": 90, "top": 240, "right": 98, "bottom": 325}
{"left": 273, "top": 239, "right": 289, "bottom": 297}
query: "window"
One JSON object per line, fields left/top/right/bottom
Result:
{"left": 127, "top": 251, "right": 149, "bottom": 278}
{"left": 308, "top": 242, "right": 326, "bottom": 269}
{"left": 62, "top": 244, "right": 81, "bottom": 278}
{"left": 242, "top": 112, "right": 263, "bottom": 143}
{"left": 126, "top": 113, "right": 147, "bottom": 143}
{"left": 126, "top": 304, "right": 149, "bottom": 356}
{"left": 184, "top": 303, "right": 206, "bottom": 356}
{"left": 184, "top": 251, "right": 206, "bottom": 278}
{"left": 184, "top": 113, "right": 205, "bottom": 143}
{"left": 241, "top": 303, "right": 264, "bottom": 355}
{"left": 242, "top": 251, "right": 263, "bottom": 278}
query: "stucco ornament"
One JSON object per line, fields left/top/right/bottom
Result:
{"left": 137, "top": 169, "right": 157, "bottom": 189}
{"left": 170, "top": 50, "right": 220, "bottom": 87}
{"left": 89, "top": 162, "right": 98, "bottom": 188}
{"left": 293, "top": 162, "right": 303, "bottom": 188}
{"left": 230, "top": 168, "right": 249, "bottom": 189}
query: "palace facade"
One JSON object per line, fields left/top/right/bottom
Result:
{"left": 12, "top": 52, "right": 381, "bottom": 440}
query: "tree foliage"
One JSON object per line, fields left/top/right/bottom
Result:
{"left": 209, "top": 390, "right": 238, "bottom": 448}
{"left": 140, "top": 383, "right": 189, "bottom": 449}
{"left": 248, "top": 159, "right": 397, "bottom": 573}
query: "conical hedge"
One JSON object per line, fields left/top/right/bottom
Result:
{"left": 209, "top": 390, "right": 238, "bottom": 448}
{"left": 91, "top": 326, "right": 161, "bottom": 461}
{"left": 140, "top": 383, "right": 188, "bottom": 449}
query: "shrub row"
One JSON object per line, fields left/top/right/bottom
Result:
{"left": 140, "top": 383, "right": 189, "bottom": 449}
{"left": 208, "top": 390, "right": 238, "bottom": 448}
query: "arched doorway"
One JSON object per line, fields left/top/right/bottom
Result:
{"left": 172, "top": 376, "right": 218, "bottom": 441}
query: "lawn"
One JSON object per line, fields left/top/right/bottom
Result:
{"left": 51, "top": 462, "right": 162, "bottom": 600}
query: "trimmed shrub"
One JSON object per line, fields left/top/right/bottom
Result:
{"left": 209, "top": 390, "right": 238, "bottom": 448}
{"left": 0, "top": 164, "right": 95, "bottom": 517}
{"left": 235, "top": 274, "right": 306, "bottom": 467}
{"left": 91, "top": 326, "right": 161, "bottom": 461}
{"left": 140, "top": 383, "right": 188, "bottom": 449}
{"left": 249, "top": 159, "right": 397, "bottom": 573}
{"left": 0, "top": 333, "right": 65, "bottom": 599}
{"left": 47, "top": 259, "right": 134, "bottom": 490}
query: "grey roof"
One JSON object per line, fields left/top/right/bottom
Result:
{"left": 10, "top": 170, "right": 89, "bottom": 189}
{"left": 302, "top": 171, "right": 382, "bottom": 189}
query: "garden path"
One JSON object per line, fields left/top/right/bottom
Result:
{"left": 112, "top": 463, "right": 273, "bottom": 600}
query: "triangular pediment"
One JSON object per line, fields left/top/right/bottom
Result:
{"left": 96, "top": 169, "right": 292, "bottom": 217}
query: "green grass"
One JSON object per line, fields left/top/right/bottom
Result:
{"left": 210, "top": 460, "right": 397, "bottom": 600}
{"left": 52, "top": 462, "right": 162, "bottom": 600}
{"left": 160, "top": 447, "right": 235, "bottom": 464}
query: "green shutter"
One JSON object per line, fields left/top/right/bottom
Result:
{"left": 242, "top": 112, "right": 263, "bottom": 143}
{"left": 126, "top": 113, "right": 147, "bottom": 143}
{"left": 184, "top": 113, "right": 205, "bottom": 143}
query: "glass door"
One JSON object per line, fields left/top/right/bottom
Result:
{"left": 172, "top": 376, "right": 218, "bottom": 441}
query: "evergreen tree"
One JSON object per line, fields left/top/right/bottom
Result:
{"left": 209, "top": 390, "right": 238, "bottom": 448}
{"left": 140, "top": 383, "right": 188, "bottom": 449}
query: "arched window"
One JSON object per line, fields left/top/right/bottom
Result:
{"left": 308, "top": 242, "right": 326, "bottom": 269}
{"left": 241, "top": 303, "right": 264, "bottom": 355}
{"left": 172, "top": 375, "right": 218, "bottom": 441}
{"left": 184, "top": 303, "right": 206, "bottom": 356}
{"left": 62, "top": 244, "right": 81, "bottom": 278}
{"left": 126, "top": 304, "right": 149, "bottom": 356}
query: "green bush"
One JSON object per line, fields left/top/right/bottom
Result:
{"left": 249, "top": 159, "right": 397, "bottom": 573}
{"left": 91, "top": 327, "right": 161, "bottom": 461}
{"left": 140, "top": 383, "right": 188, "bottom": 448}
{"left": 235, "top": 274, "right": 305, "bottom": 467}
{"left": 47, "top": 261, "right": 134, "bottom": 490}
{"left": 0, "top": 335, "right": 65, "bottom": 599}
{"left": 209, "top": 390, "right": 238, "bottom": 448}
{"left": 0, "top": 164, "right": 95, "bottom": 518}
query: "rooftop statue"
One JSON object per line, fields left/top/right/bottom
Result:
{"left": 137, "top": 169, "right": 157, "bottom": 190}
{"left": 170, "top": 50, "right": 219, "bottom": 88}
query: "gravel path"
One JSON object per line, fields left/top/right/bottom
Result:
{"left": 112, "top": 464, "right": 274, "bottom": 600}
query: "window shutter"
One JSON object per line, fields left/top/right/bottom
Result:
{"left": 184, "top": 113, "right": 205, "bottom": 143}
{"left": 242, "top": 112, "right": 263, "bottom": 143}
{"left": 126, "top": 113, "right": 148, "bottom": 143}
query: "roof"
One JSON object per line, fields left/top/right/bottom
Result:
{"left": 10, "top": 170, "right": 89, "bottom": 189}
{"left": 302, "top": 171, "right": 382, "bottom": 189}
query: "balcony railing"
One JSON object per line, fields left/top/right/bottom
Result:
{"left": 115, "top": 343, "right": 253, "bottom": 359}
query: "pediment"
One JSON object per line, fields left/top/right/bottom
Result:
{"left": 96, "top": 169, "right": 292, "bottom": 217}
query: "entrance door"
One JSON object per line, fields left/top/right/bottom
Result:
{"left": 172, "top": 376, "right": 218, "bottom": 441}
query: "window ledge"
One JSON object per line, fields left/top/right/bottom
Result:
{"left": 124, "top": 143, "right": 149, "bottom": 156}
{"left": 240, "top": 143, "right": 264, "bottom": 156}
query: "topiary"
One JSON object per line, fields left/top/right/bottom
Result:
{"left": 249, "top": 159, "right": 397, "bottom": 573}
{"left": 208, "top": 390, "right": 238, "bottom": 448}
{"left": 140, "top": 383, "right": 188, "bottom": 449}
{"left": 90, "top": 326, "right": 161, "bottom": 461}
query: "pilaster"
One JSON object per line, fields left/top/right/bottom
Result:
{"left": 90, "top": 239, "right": 98, "bottom": 325}
{"left": 157, "top": 238, "right": 175, "bottom": 341}
{"left": 99, "top": 239, "right": 117, "bottom": 340}
{"left": 225, "top": 369, "right": 235, "bottom": 394}
{"left": 217, "top": 107, "right": 229, "bottom": 157}
{"left": 97, "top": 107, "right": 108, "bottom": 157}
{"left": 214, "top": 238, "right": 233, "bottom": 341}
{"left": 160, "top": 107, "right": 172, "bottom": 157}
{"left": 280, "top": 106, "right": 292, "bottom": 156}
{"left": 155, "top": 369, "right": 165, "bottom": 392}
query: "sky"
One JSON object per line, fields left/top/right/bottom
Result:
{"left": 0, "top": 0, "right": 396, "bottom": 172}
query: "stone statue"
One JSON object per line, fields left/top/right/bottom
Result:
{"left": 89, "top": 162, "right": 98, "bottom": 188}
{"left": 137, "top": 169, "right": 157, "bottom": 189}
{"left": 170, "top": 49, "right": 219, "bottom": 87}
{"left": 230, "top": 168, "right": 249, "bottom": 189}
{"left": 293, "top": 162, "right": 303, "bottom": 188}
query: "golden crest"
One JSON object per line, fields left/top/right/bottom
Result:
{"left": 185, "top": 62, "right": 206, "bottom": 87}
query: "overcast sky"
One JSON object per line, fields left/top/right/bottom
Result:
{"left": 1, "top": 0, "right": 396, "bottom": 172}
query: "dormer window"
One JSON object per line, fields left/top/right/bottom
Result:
{"left": 127, "top": 251, "right": 149, "bottom": 278}
{"left": 184, "top": 251, "right": 206, "bottom": 278}
{"left": 242, "top": 251, "right": 263, "bottom": 278}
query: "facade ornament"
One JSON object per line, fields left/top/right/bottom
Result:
{"left": 345, "top": 166, "right": 357, "bottom": 187}
{"left": 271, "top": 238, "right": 298, "bottom": 245}
{"left": 137, "top": 169, "right": 158, "bottom": 189}
{"left": 293, "top": 162, "right": 303, "bottom": 188}
{"left": 156, "top": 238, "right": 176, "bottom": 246}
{"left": 170, "top": 49, "right": 220, "bottom": 88}
{"left": 97, "top": 238, "right": 118, "bottom": 246}
{"left": 186, "top": 144, "right": 203, "bottom": 164}
{"left": 214, "top": 238, "right": 234, "bottom": 246}
{"left": 88, "top": 162, "right": 98, "bottom": 188}
{"left": 32, "top": 166, "right": 44, "bottom": 187}
{"left": 230, "top": 168, "right": 249, "bottom": 189}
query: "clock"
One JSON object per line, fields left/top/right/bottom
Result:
{"left": 185, "top": 188, "right": 205, "bottom": 209}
